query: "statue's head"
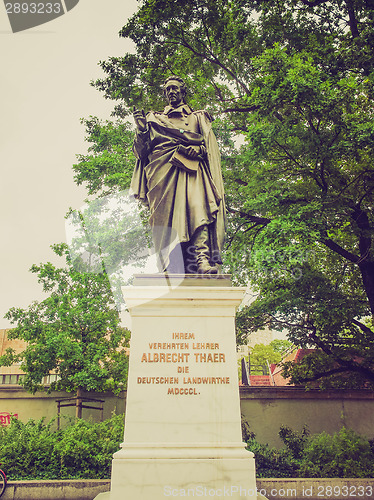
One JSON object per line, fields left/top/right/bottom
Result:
{"left": 163, "top": 76, "right": 187, "bottom": 107}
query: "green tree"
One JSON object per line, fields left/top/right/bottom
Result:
{"left": 250, "top": 343, "right": 282, "bottom": 369}
{"left": 0, "top": 244, "right": 129, "bottom": 418}
{"left": 270, "top": 339, "right": 293, "bottom": 355}
{"left": 73, "top": 117, "right": 135, "bottom": 198}
{"left": 73, "top": 0, "right": 374, "bottom": 386}
{"left": 247, "top": 340, "right": 292, "bottom": 374}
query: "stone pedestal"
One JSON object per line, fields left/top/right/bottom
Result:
{"left": 101, "top": 275, "right": 260, "bottom": 499}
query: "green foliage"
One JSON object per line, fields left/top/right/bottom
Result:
{"left": 278, "top": 425, "right": 310, "bottom": 460}
{"left": 74, "top": 0, "right": 374, "bottom": 386}
{"left": 241, "top": 414, "right": 255, "bottom": 442}
{"left": 246, "top": 425, "right": 374, "bottom": 478}
{"left": 2, "top": 418, "right": 373, "bottom": 480}
{"left": 247, "top": 425, "right": 309, "bottom": 478}
{"left": 246, "top": 438, "right": 298, "bottom": 478}
{"left": 282, "top": 349, "right": 374, "bottom": 390}
{"left": 0, "top": 414, "right": 124, "bottom": 480}
{"left": 299, "top": 427, "right": 374, "bottom": 478}
{"left": 238, "top": 340, "right": 292, "bottom": 375}
{"left": 73, "top": 117, "right": 135, "bottom": 197}
{"left": 250, "top": 343, "right": 282, "bottom": 367}
{"left": 1, "top": 244, "right": 130, "bottom": 397}
{"left": 270, "top": 339, "right": 293, "bottom": 355}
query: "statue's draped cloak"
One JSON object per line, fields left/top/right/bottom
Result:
{"left": 130, "top": 110, "right": 226, "bottom": 270}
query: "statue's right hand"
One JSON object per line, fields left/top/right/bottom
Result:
{"left": 133, "top": 106, "right": 148, "bottom": 132}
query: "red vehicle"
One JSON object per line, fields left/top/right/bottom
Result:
{"left": 0, "top": 466, "right": 6, "bottom": 498}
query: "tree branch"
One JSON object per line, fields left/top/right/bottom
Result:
{"left": 291, "top": 366, "right": 353, "bottom": 384}
{"left": 334, "top": 170, "right": 369, "bottom": 199}
{"left": 352, "top": 319, "right": 374, "bottom": 338}
{"left": 298, "top": 0, "right": 329, "bottom": 6}
{"left": 357, "top": 187, "right": 374, "bottom": 212}
{"left": 225, "top": 221, "right": 250, "bottom": 249}
{"left": 308, "top": 329, "right": 374, "bottom": 381}
{"left": 345, "top": 0, "right": 360, "bottom": 38}
{"left": 232, "top": 178, "right": 248, "bottom": 186}
{"left": 321, "top": 238, "right": 359, "bottom": 263}
{"left": 267, "top": 314, "right": 305, "bottom": 330}
{"left": 177, "top": 33, "right": 251, "bottom": 96}
{"left": 226, "top": 207, "right": 271, "bottom": 225}
{"left": 274, "top": 140, "right": 304, "bottom": 169}
{"left": 223, "top": 106, "right": 259, "bottom": 113}
{"left": 319, "top": 159, "right": 328, "bottom": 193}
{"left": 278, "top": 198, "right": 308, "bottom": 205}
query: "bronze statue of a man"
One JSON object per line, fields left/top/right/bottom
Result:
{"left": 131, "top": 76, "right": 226, "bottom": 274}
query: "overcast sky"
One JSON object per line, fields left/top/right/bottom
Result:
{"left": 0, "top": 0, "right": 138, "bottom": 326}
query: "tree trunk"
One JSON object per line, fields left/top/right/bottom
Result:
{"left": 359, "top": 260, "right": 374, "bottom": 316}
{"left": 76, "top": 387, "right": 83, "bottom": 419}
{"left": 352, "top": 207, "right": 374, "bottom": 315}
{"left": 345, "top": 0, "right": 360, "bottom": 39}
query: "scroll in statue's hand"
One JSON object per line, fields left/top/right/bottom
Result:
{"left": 133, "top": 106, "right": 148, "bottom": 133}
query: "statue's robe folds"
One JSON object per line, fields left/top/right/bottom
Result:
{"left": 130, "top": 108, "right": 226, "bottom": 271}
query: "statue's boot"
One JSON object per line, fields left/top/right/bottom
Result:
{"left": 191, "top": 225, "right": 218, "bottom": 274}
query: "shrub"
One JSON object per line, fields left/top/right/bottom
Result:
{"left": 53, "top": 414, "right": 124, "bottom": 478}
{"left": 241, "top": 414, "right": 255, "bottom": 442}
{"left": 246, "top": 438, "right": 298, "bottom": 478}
{"left": 247, "top": 425, "right": 374, "bottom": 479}
{"left": 278, "top": 424, "right": 309, "bottom": 460}
{"left": 0, "top": 414, "right": 124, "bottom": 480}
{"left": 0, "top": 417, "right": 60, "bottom": 479}
{"left": 2, "top": 417, "right": 374, "bottom": 480}
{"left": 299, "top": 427, "right": 374, "bottom": 478}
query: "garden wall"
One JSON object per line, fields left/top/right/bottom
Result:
{"left": 1, "top": 385, "right": 373, "bottom": 446}
{"left": 240, "top": 386, "right": 374, "bottom": 446}
{"left": 0, "top": 386, "right": 125, "bottom": 426}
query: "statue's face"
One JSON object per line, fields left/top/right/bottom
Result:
{"left": 165, "top": 80, "right": 184, "bottom": 107}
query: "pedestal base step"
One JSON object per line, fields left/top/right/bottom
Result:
{"left": 108, "top": 456, "right": 261, "bottom": 500}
